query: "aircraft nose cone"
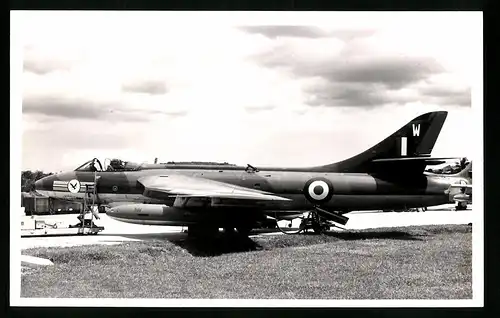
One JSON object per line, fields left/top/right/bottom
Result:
{"left": 34, "top": 178, "right": 44, "bottom": 191}
{"left": 34, "top": 175, "right": 53, "bottom": 193}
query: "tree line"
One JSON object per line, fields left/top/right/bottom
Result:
{"left": 21, "top": 170, "right": 53, "bottom": 192}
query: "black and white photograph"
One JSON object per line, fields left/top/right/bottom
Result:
{"left": 10, "top": 11, "right": 483, "bottom": 306}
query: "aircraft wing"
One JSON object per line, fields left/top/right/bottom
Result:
{"left": 137, "top": 174, "right": 291, "bottom": 203}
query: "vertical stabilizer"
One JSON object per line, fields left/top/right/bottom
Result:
{"left": 313, "top": 111, "right": 448, "bottom": 174}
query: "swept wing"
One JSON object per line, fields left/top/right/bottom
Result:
{"left": 138, "top": 174, "right": 291, "bottom": 203}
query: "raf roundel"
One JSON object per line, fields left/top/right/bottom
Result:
{"left": 303, "top": 178, "right": 334, "bottom": 204}
{"left": 67, "top": 179, "right": 81, "bottom": 194}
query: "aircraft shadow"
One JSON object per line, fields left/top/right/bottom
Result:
{"left": 253, "top": 227, "right": 425, "bottom": 241}
{"left": 100, "top": 232, "right": 263, "bottom": 257}
{"left": 321, "top": 230, "right": 425, "bottom": 241}
{"left": 171, "top": 235, "right": 263, "bottom": 257}
{"left": 102, "top": 228, "right": 424, "bottom": 257}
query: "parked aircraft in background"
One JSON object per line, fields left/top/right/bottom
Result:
{"left": 425, "top": 161, "right": 473, "bottom": 210}
{"left": 35, "top": 111, "right": 468, "bottom": 237}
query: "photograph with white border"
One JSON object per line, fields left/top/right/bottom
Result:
{"left": 11, "top": 10, "right": 483, "bottom": 307}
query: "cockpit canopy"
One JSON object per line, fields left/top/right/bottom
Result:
{"left": 74, "top": 158, "right": 142, "bottom": 172}
{"left": 106, "top": 158, "right": 141, "bottom": 171}
{"left": 74, "top": 158, "right": 103, "bottom": 172}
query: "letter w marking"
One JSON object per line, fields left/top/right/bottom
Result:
{"left": 412, "top": 124, "right": 421, "bottom": 137}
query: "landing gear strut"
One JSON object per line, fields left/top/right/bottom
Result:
{"left": 275, "top": 207, "right": 348, "bottom": 235}
{"left": 299, "top": 211, "right": 331, "bottom": 234}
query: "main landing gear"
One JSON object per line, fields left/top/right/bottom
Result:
{"left": 455, "top": 201, "right": 468, "bottom": 211}
{"left": 276, "top": 207, "right": 349, "bottom": 235}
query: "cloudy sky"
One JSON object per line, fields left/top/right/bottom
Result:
{"left": 13, "top": 11, "right": 482, "bottom": 173}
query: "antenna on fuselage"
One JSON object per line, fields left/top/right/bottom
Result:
{"left": 246, "top": 164, "right": 259, "bottom": 173}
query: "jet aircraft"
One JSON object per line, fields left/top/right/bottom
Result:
{"left": 34, "top": 111, "right": 467, "bottom": 237}
{"left": 424, "top": 161, "right": 473, "bottom": 210}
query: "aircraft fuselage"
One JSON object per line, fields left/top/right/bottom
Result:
{"left": 35, "top": 166, "right": 453, "bottom": 213}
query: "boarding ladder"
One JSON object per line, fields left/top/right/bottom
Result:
{"left": 79, "top": 171, "right": 100, "bottom": 230}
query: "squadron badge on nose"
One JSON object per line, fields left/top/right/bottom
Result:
{"left": 67, "top": 179, "right": 81, "bottom": 194}
{"left": 303, "top": 177, "right": 334, "bottom": 204}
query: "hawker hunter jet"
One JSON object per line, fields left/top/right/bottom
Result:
{"left": 35, "top": 111, "right": 465, "bottom": 237}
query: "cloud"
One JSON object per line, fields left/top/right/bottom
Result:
{"left": 239, "top": 26, "right": 377, "bottom": 41}
{"left": 328, "top": 29, "right": 377, "bottom": 42}
{"left": 319, "top": 56, "right": 443, "bottom": 89}
{"left": 244, "top": 104, "right": 277, "bottom": 113}
{"left": 23, "top": 96, "right": 106, "bottom": 119}
{"left": 23, "top": 44, "right": 82, "bottom": 75}
{"left": 248, "top": 32, "right": 470, "bottom": 108}
{"left": 302, "top": 77, "right": 471, "bottom": 108}
{"left": 418, "top": 86, "right": 471, "bottom": 107}
{"left": 23, "top": 58, "right": 71, "bottom": 75}
{"left": 238, "top": 26, "right": 332, "bottom": 39}
{"left": 254, "top": 48, "right": 449, "bottom": 108}
{"left": 22, "top": 95, "right": 185, "bottom": 122}
{"left": 121, "top": 80, "right": 168, "bottom": 95}
{"left": 304, "top": 82, "right": 401, "bottom": 108}
{"left": 254, "top": 48, "right": 444, "bottom": 89}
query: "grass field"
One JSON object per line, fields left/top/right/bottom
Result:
{"left": 21, "top": 224, "right": 472, "bottom": 299}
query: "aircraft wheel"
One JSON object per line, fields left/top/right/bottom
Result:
{"left": 311, "top": 220, "right": 329, "bottom": 234}
{"left": 313, "top": 227, "right": 323, "bottom": 234}
{"left": 312, "top": 220, "right": 329, "bottom": 234}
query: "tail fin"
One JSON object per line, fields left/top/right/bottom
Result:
{"left": 314, "top": 111, "right": 449, "bottom": 174}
